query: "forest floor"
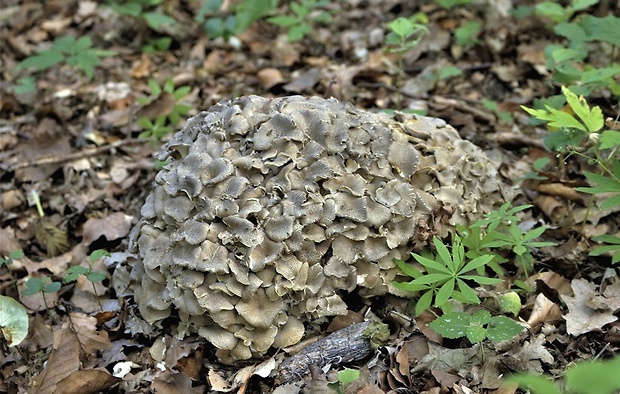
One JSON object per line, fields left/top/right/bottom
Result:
{"left": 1, "top": 0, "right": 620, "bottom": 393}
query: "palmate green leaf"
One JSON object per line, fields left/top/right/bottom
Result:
{"left": 562, "top": 86, "right": 603, "bottom": 132}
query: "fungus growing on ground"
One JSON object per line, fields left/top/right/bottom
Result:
{"left": 130, "top": 95, "right": 510, "bottom": 363}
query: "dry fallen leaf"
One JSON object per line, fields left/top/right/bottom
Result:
{"left": 30, "top": 326, "right": 80, "bottom": 394}
{"left": 562, "top": 278, "right": 620, "bottom": 336}
{"left": 55, "top": 369, "right": 121, "bottom": 394}
{"left": 82, "top": 212, "right": 132, "bottom": 246}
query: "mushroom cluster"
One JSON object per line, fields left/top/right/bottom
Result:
{"left": 130, "top": 95, "right": 510, "bottom": 363}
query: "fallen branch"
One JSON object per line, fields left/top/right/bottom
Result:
{"left": 275, "top": 320, "right": 388, "bottom": 385}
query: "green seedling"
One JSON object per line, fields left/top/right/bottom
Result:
{"left": 0, "top": 295, "right": 29, "bottom": 347}
{"left": 137, "top": 78, "right": 191, "bottom": 141}
{"left": 197, "top": 0, "right": 277, "bottom": 39}
{"left": 63, "top": 250, "right": 109, "bottom": 311}
{"left": 107, "top": 0, "right": 177, "bottom": 32}
{"left": 506, "top": 355, "right": 620, "bottom": 394}
{"left": 16, "top": 36, "right": 115, "bottom": 79}
{"left": 429, "top": 309, "right": 524, "bottom": 344}
{"left": 267, "top": 0, "right": 331, "bottom": 42}
{"left": 21, "top": 277, "right": 61, "bottom": 310}
{"left": 534, "top": 0, "right": 598, "bottom": 24}
{"left": 482, "top": 98, "right": 514, "bottom": 124}
{"left": 394, "top": 235, "right": 502, "bottom": 316}
{"left": 454, "top": 20, "right": 482, "bottom": 47}
{"left": 0, "top": 249, "right": 24, "bottom": 268}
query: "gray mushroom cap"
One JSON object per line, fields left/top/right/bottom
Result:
{"left": 130, "top": 95, "right": 511, "bottom": 363}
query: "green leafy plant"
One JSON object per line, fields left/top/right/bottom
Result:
{"left": 506, "top": 355, "right": 620, "bottom": 394}
{"left": 21, "top": 277, "right": 61, "bottom": 310}
{"left": 523, "top": 86, "right": 620, "bottom": 264}
{"left": 16, "top": 36, "right": 116, "bottom": 79}
{"left": 63, "top": 249, "right": 109, "bottom": 310}
{"left": 137, "top": 78, "right": 191, "bottom": 141}
{"left": 196, "top": 0, "right": 278, "bottom": 39}
{"left": 429, "top": 309, "right": 524, "bottom": 344}
{"left": 393, "top": 235, "right": 502, "bottom": 316}
{"left": 384, "top": 13, "right": 429, "bottom": 106}
{"left": 107, "top": 0, "right": 177, "bottom": 32}
{"left": 533, "top": 0, "right": 620, "bottom": 97}
{"left": 267, "top": 0, "right": 331, "bottom": 42}
{"left": 454, "top": 20, "right": 482, "bottom": 47}
{"left": 0, "top": 295, "right": 29, "bottom": 347}
{"left": 482, "top": 98, "right": 514, "bottom": 124}
{"left": 0, "top": 249, "right": 24, "bottom": 269}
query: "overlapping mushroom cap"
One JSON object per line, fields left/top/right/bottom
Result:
{"left": 130, "top": 95, "right": 510, "bottom": 363}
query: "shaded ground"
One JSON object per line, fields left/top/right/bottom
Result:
{"left": 1, "top": 0, "right": 620, "bottom": 393}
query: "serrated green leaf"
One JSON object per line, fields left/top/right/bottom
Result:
{"left": 428, "top": 312, "right": 471, "bottom": 339}
{"left": 466, "top": 325, "right": 487, "bottom": 343}
{"left": 0, "top": 295, "right": 29, "bottom": 347}
{"left": 562, "top": 86, "right": 603, "bottom": 132}
{"left": 486, "top": 316, "right": 524, "bottom": 342}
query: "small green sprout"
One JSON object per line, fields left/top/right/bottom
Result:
{"left": 21, "top": 277, "right": 61, "bottom": 310}
{"left": 63, "top": 249, "right": 110, "bottom": 311}
{"left": 16, "top": 36, "right": 116, "bottom": 79}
